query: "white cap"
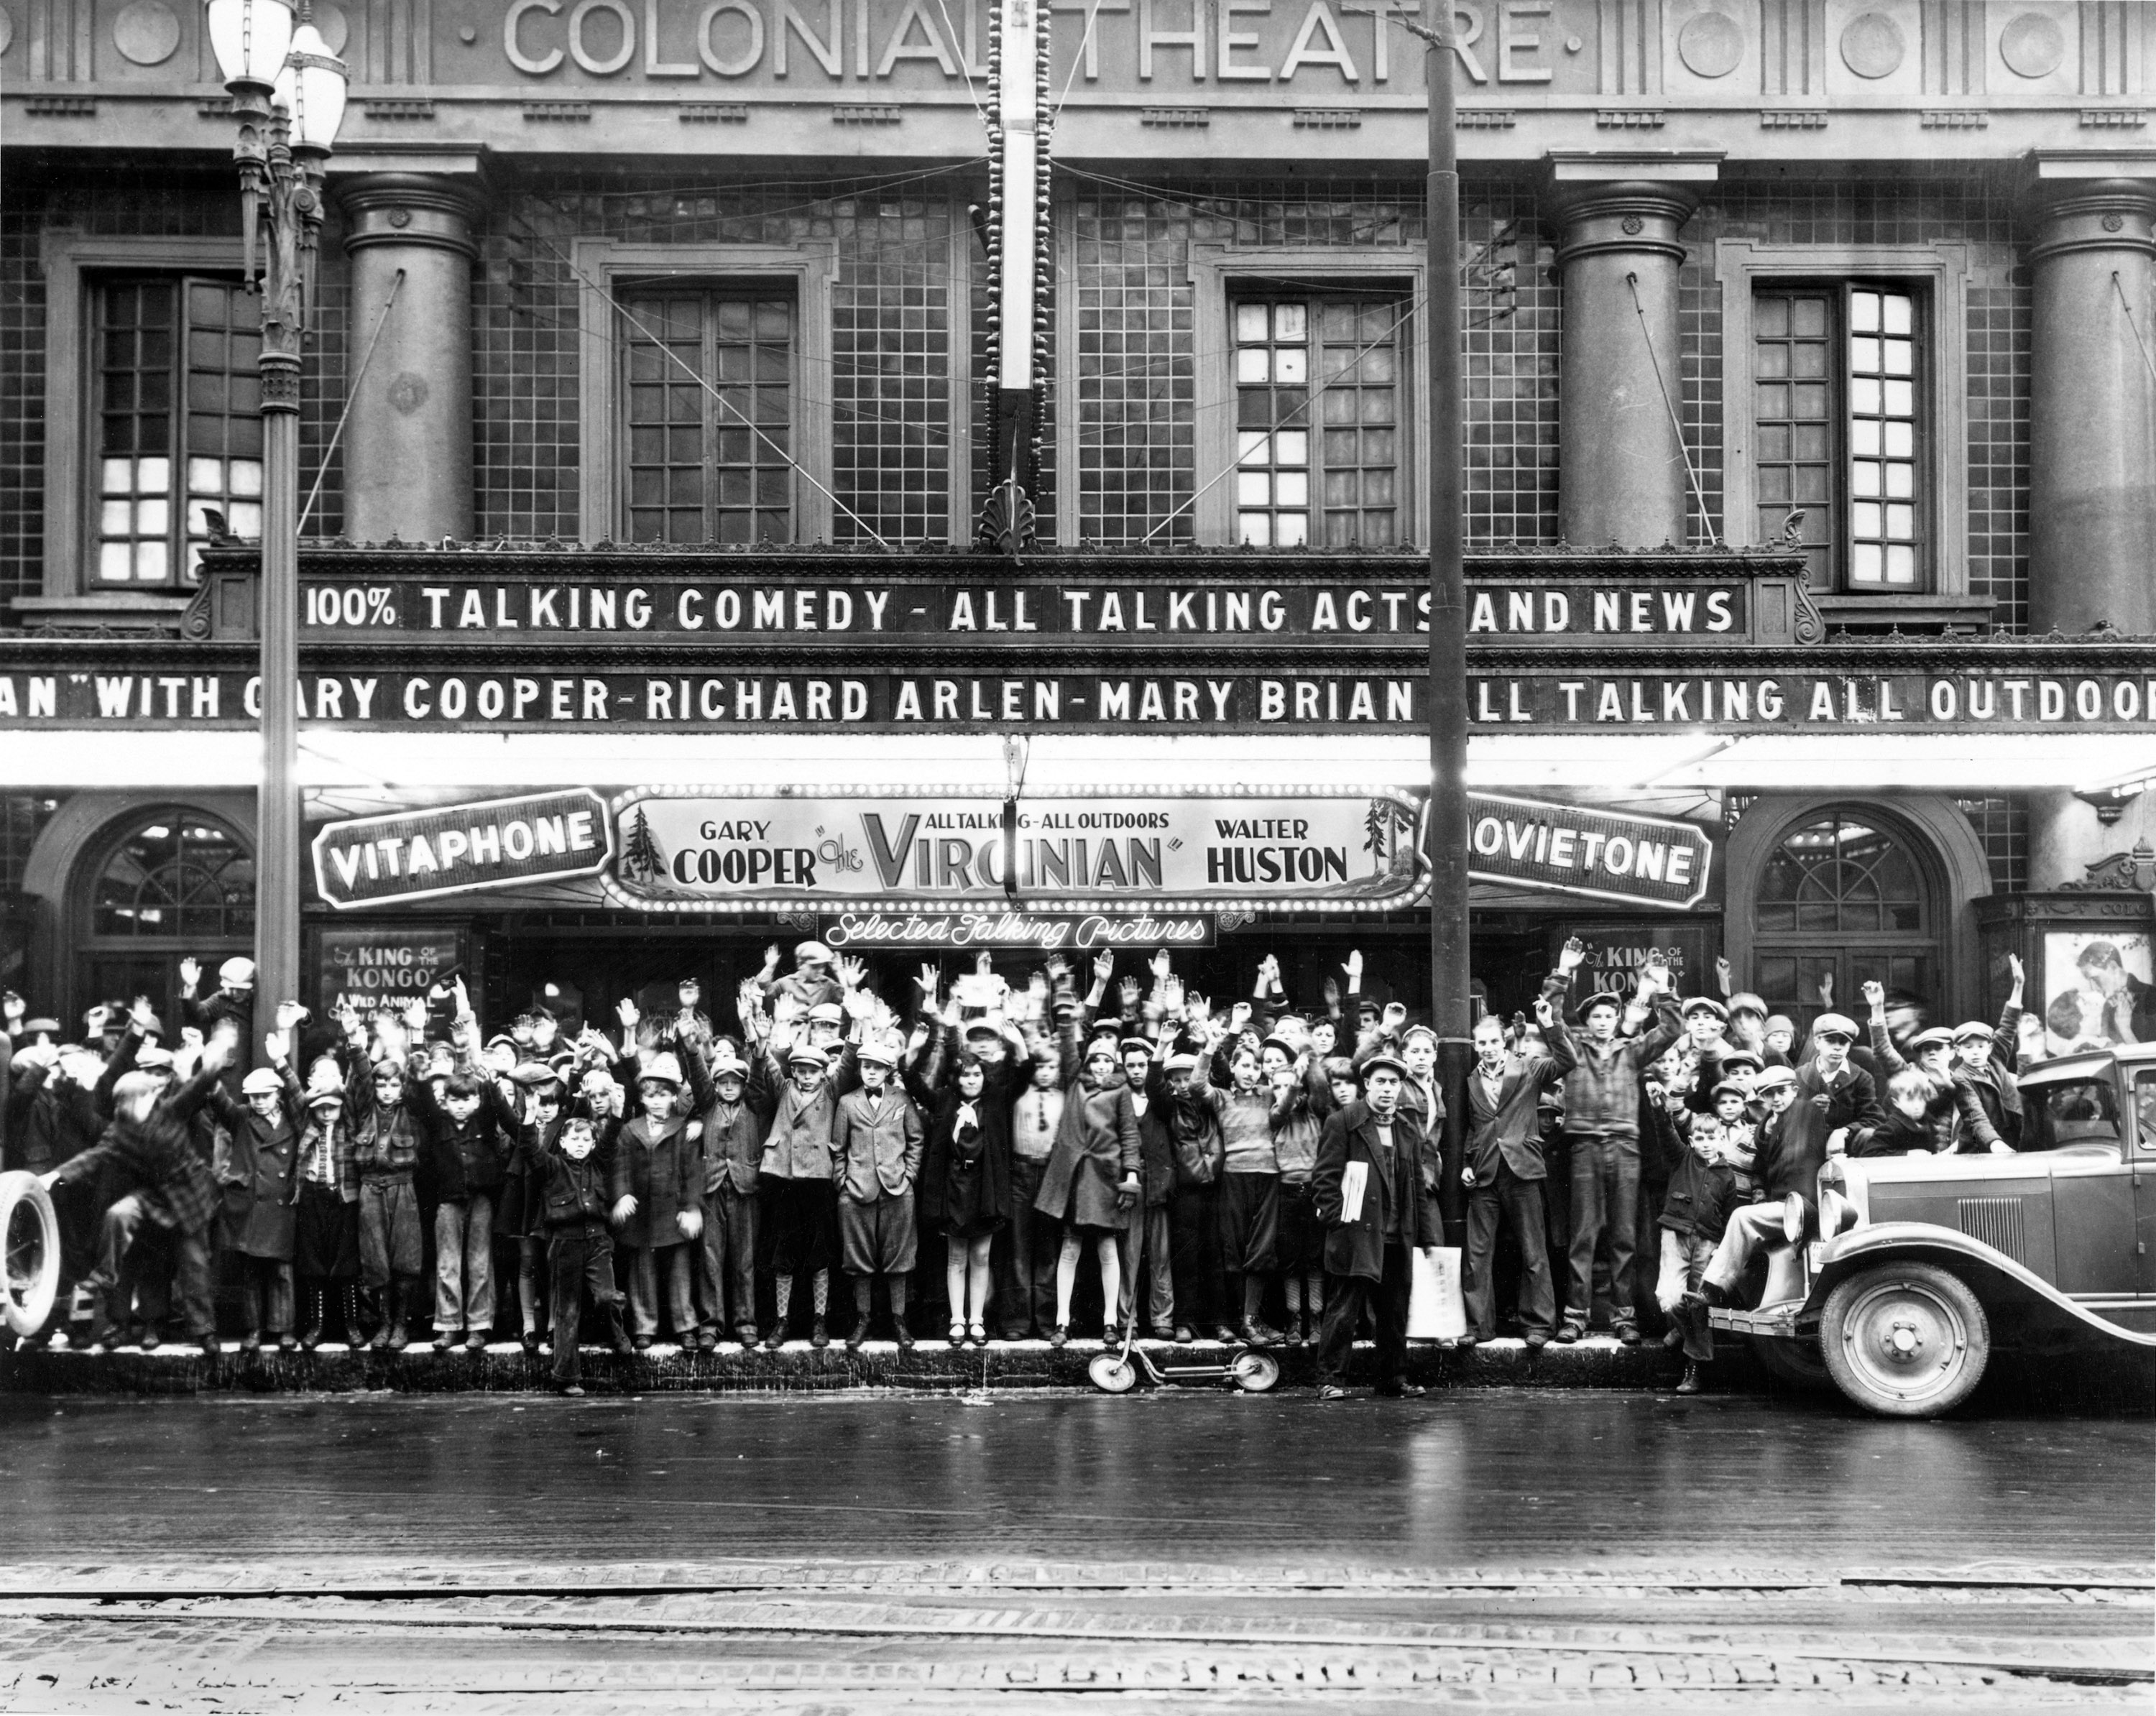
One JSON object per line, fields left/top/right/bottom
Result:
{"left": 218, "top": 957, "right": 257, "bottom": 991}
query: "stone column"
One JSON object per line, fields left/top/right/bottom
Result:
{"left": 1550, "top": 181, "right": 1699, "bottom": 550}
{"left": 2028, "top": 177, "right": 2156, "bottom": 635}
{"left": 336, "top": 175, "right": 479, "bottom": 543}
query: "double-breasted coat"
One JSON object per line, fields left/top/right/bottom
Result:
{"left": 208, "top": 1085, "right": 300, "bottom": 1261}
{"left": 1310, "top": 1099, "right": 1437, "bottom": 1281}
{"left": 608, "top": 1111, "right": 705, "bottom": 1250}
{"left": 1033, "top": 1069, "right": 1141, "bottom": 1232}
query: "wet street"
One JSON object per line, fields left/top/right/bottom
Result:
{"left": 0, "top": 1387, "right": 2150, "bottom": 1711}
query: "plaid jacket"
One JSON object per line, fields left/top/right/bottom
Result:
{"left": 289, "top": 1061, "right": 364, "bottom": 1203}
{"left": 52, "top": 1066, "right": 223, "bottom": 1235}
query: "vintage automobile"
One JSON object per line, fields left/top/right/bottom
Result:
{"left": 1712, "top": 1043, "right": 2156, "bottom": 1416}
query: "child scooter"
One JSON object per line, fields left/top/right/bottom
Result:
{"left": 1085, "top": 1214, "right": 1280, "bottom": 1394}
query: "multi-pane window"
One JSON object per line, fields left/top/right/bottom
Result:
{"left": 1753, "top": 285, "right": 1923, "bottom": 591}
{"left": 1752, "top": 812, "right": 1933, "bottom": 1038}
{"left": 622, "top": 288, "right": 795, "bottom": 545}
{"left": 1233, "top": 295, "right": 1402, "bottom": 548}
{"left": 94, "top": 278, "right": 263, "bottom": 586}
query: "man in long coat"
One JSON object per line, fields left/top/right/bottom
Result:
{"left": 1311, "top": 1051, "right": 1436, "bottom": 1401}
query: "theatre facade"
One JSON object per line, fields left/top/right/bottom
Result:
{"left": 4, "top": 0, "right": 2156, "bottom": 1048}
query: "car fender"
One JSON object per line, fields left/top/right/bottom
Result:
{"left": 1805, "top": 1222, "right": 2156, "bottom": 1351}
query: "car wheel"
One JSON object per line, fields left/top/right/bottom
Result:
{"left": 0, "top": 1170, "right": 62, "bottom": 1339}
{"left": 1230, "top": 1350, "right": 1281, "bottom": 1393}
{"left": 1746, "top": 1334, "right": 1832, "bottom": 1390}
{"left": 1821, "top": 1261, "right": 1990, "bottom": 1419}
{"left": 1087, "top": 1353, "right": 1138, "bottom": 1394}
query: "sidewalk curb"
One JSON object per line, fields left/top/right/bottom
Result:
{"left": 0, "top": 1332, "right": 1725, "bottom": 1396}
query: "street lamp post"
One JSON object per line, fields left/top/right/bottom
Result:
{"left": 1422, "top": 0, "right": 1472, "bottom": 1243}
{"left": 203, "top": 0, "right": 346, "bottom": 1031}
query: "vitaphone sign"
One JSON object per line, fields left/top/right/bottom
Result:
{"left": 305, "top": 787, "right": 1715, "bottom": 915}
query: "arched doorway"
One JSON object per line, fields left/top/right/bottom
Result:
{"left": 73, "top": 808, "right": 254, "bottom": 1033}
{"left": 1748, "top": 806, "right": 1940, "bottom": 1036}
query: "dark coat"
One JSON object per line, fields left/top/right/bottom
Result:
{"left": 1849, "top": 1107, "right": 1936, "bottom": 1158}
{"left": 208, "top": 1083, "right": 300, "bottom": 1260}
{"left": 1311, "top": 1100, "right": 1436, "bottom": 1281}
{"left": 1131, "top": 1081, "right": 1179, "bottom": 1208}
{"left": 1034, "top": 1069, "right": 1141, "bottom": 1230}
{"left": 538, "top": 1118, "right": 621, "bottom": 1227}
{"left": 1462, "top": 1019, "right": 1576, "bottom": 1184}
{"left": 916, "top": 1038, "right": 1020, "bottom": 1234}
{"left": 680, "top": 1034, "right": 772, "bottom": 1196}
{"left": 405, "top": 1072, "right": 515, "bottom": 1202}
{"left": 609, "top": 1110, "right": 704, "bottom": 1250}
{"left": 1656, "top": 1122, "right": 1742, "bottom": 1241}
{"left": 1951, "top": 1002, "right": 2024, "bottom": 1153}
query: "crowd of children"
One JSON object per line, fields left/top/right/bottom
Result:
{"left": 2, "top": 939, "right": 2032, "bottom": 1398}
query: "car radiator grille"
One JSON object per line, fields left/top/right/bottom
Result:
{"left": 1955, "top": 1197, "right": 2027, "bottom": 1263}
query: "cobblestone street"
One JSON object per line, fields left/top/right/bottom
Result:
{"left": 1, "top": 1390, "right": 2147, "bottom": 1711}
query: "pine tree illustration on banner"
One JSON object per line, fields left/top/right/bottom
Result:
{"left": 620, "top": 807, "right": 664, "bottom": 881}
{"left": 1363, "top": 798, "right": 1416, "bottom": 877}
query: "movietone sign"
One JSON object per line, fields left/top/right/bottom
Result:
{"left": 295, "top": 574, "right": 1758, "bottom": 643}
{"left": 818, "top": 910, "right": 1217, "bottom": 950}
{"left": 312, "top": 790, "right": 614, "bottom": 908}
{"left": 607, "top": 791, "right": 1427, "bottom": 910}
{"left": 1467, "top": 794, "right": 1712, "bottom": 909}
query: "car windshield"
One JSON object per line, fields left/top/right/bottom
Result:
{"left": 2021, "top": 1075, "right": 2122, "bottom": 1154}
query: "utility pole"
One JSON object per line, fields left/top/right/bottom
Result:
{"left": 1422, "top": 0, "right": 1472, "bottom": 1244}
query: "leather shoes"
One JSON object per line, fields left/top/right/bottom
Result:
{"left": 1173, "top": 1325, "right": 1194, "bottom": 1344}
{"left": 1375, "top": 1379, "right": 1427, "bottom": 1398}
{"left": 1675, "top": 1363, "right": 1702, "bottom": 1396}
{"left": 1317, "top": 1384, "right": 1349, "bottom": 1402}
{"left": 1049, "top": 1324, "right": 1069, "bottom": 1348}
{"left": 1453, "top": 1334, "right": 1479, "bottom": 1350}
{"left": 465, "top": 1332, "right": 488, "bottom": 1353}
{"left": 1554, "top": 1321, "right": 1583, "bottom": 1345}
{"left": 845, "top": 1328, "right": 866, "bottom": 1352}
{"left": 1613, "top": 1321, "right": 1642, "bottom": 1347}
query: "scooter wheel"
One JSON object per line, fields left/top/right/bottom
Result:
{"left": 1087, "top": 1354, "right": 1138, "bottom": 1394}
{"left": 0, "top": 1169, "right": 62, "bottom": 1339}
{"left": 1230, "top": 1350, "right": 1281, "bottom": 1393}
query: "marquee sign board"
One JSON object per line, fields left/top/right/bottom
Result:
{"left": 312, "top": 789, "right": 614, "bottom": 908}
{"left": 1466, "top": 794, "right": 1712, "bottom": 909}
{"left": 282, "top": 571, "right": 1772, "bottom": 645}
{"left": 604, "top": 790, "right": 1428, "bottom": 912}
{"left": 17, "top": 663, "right": 2156, "bottom": 735}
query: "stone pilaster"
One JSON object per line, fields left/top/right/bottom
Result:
{"left": 2027, "top": 177, "right": 2156, "bottom": 635}
{"left": 1549, "top": 181, "right": 1699, "bottom": 549}
{"left": 336, "top": 175, "right": 480, "bottom": 543}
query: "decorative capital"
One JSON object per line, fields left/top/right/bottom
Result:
{"left": 338, "top": 173, "right": 482, "bottom": 260}
{"left": 2026, "top": 177, "right": 2156, "bottom": 264}
{"left": 1546, "top": 180, "right": 1700, "bottom": 267}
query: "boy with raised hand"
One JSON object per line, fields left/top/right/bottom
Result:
{"left": 1552, "top": 938, "right": 1683, "bottom": 1345}
{"left": 1458, "top": 989, "right": 1575, "bottom": 1351}
{"left": 400, "top": 979, "right": 517, "bottom": 1351}
{"left": 539, "top": 1110, "right": 630, "bottom": 1394}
